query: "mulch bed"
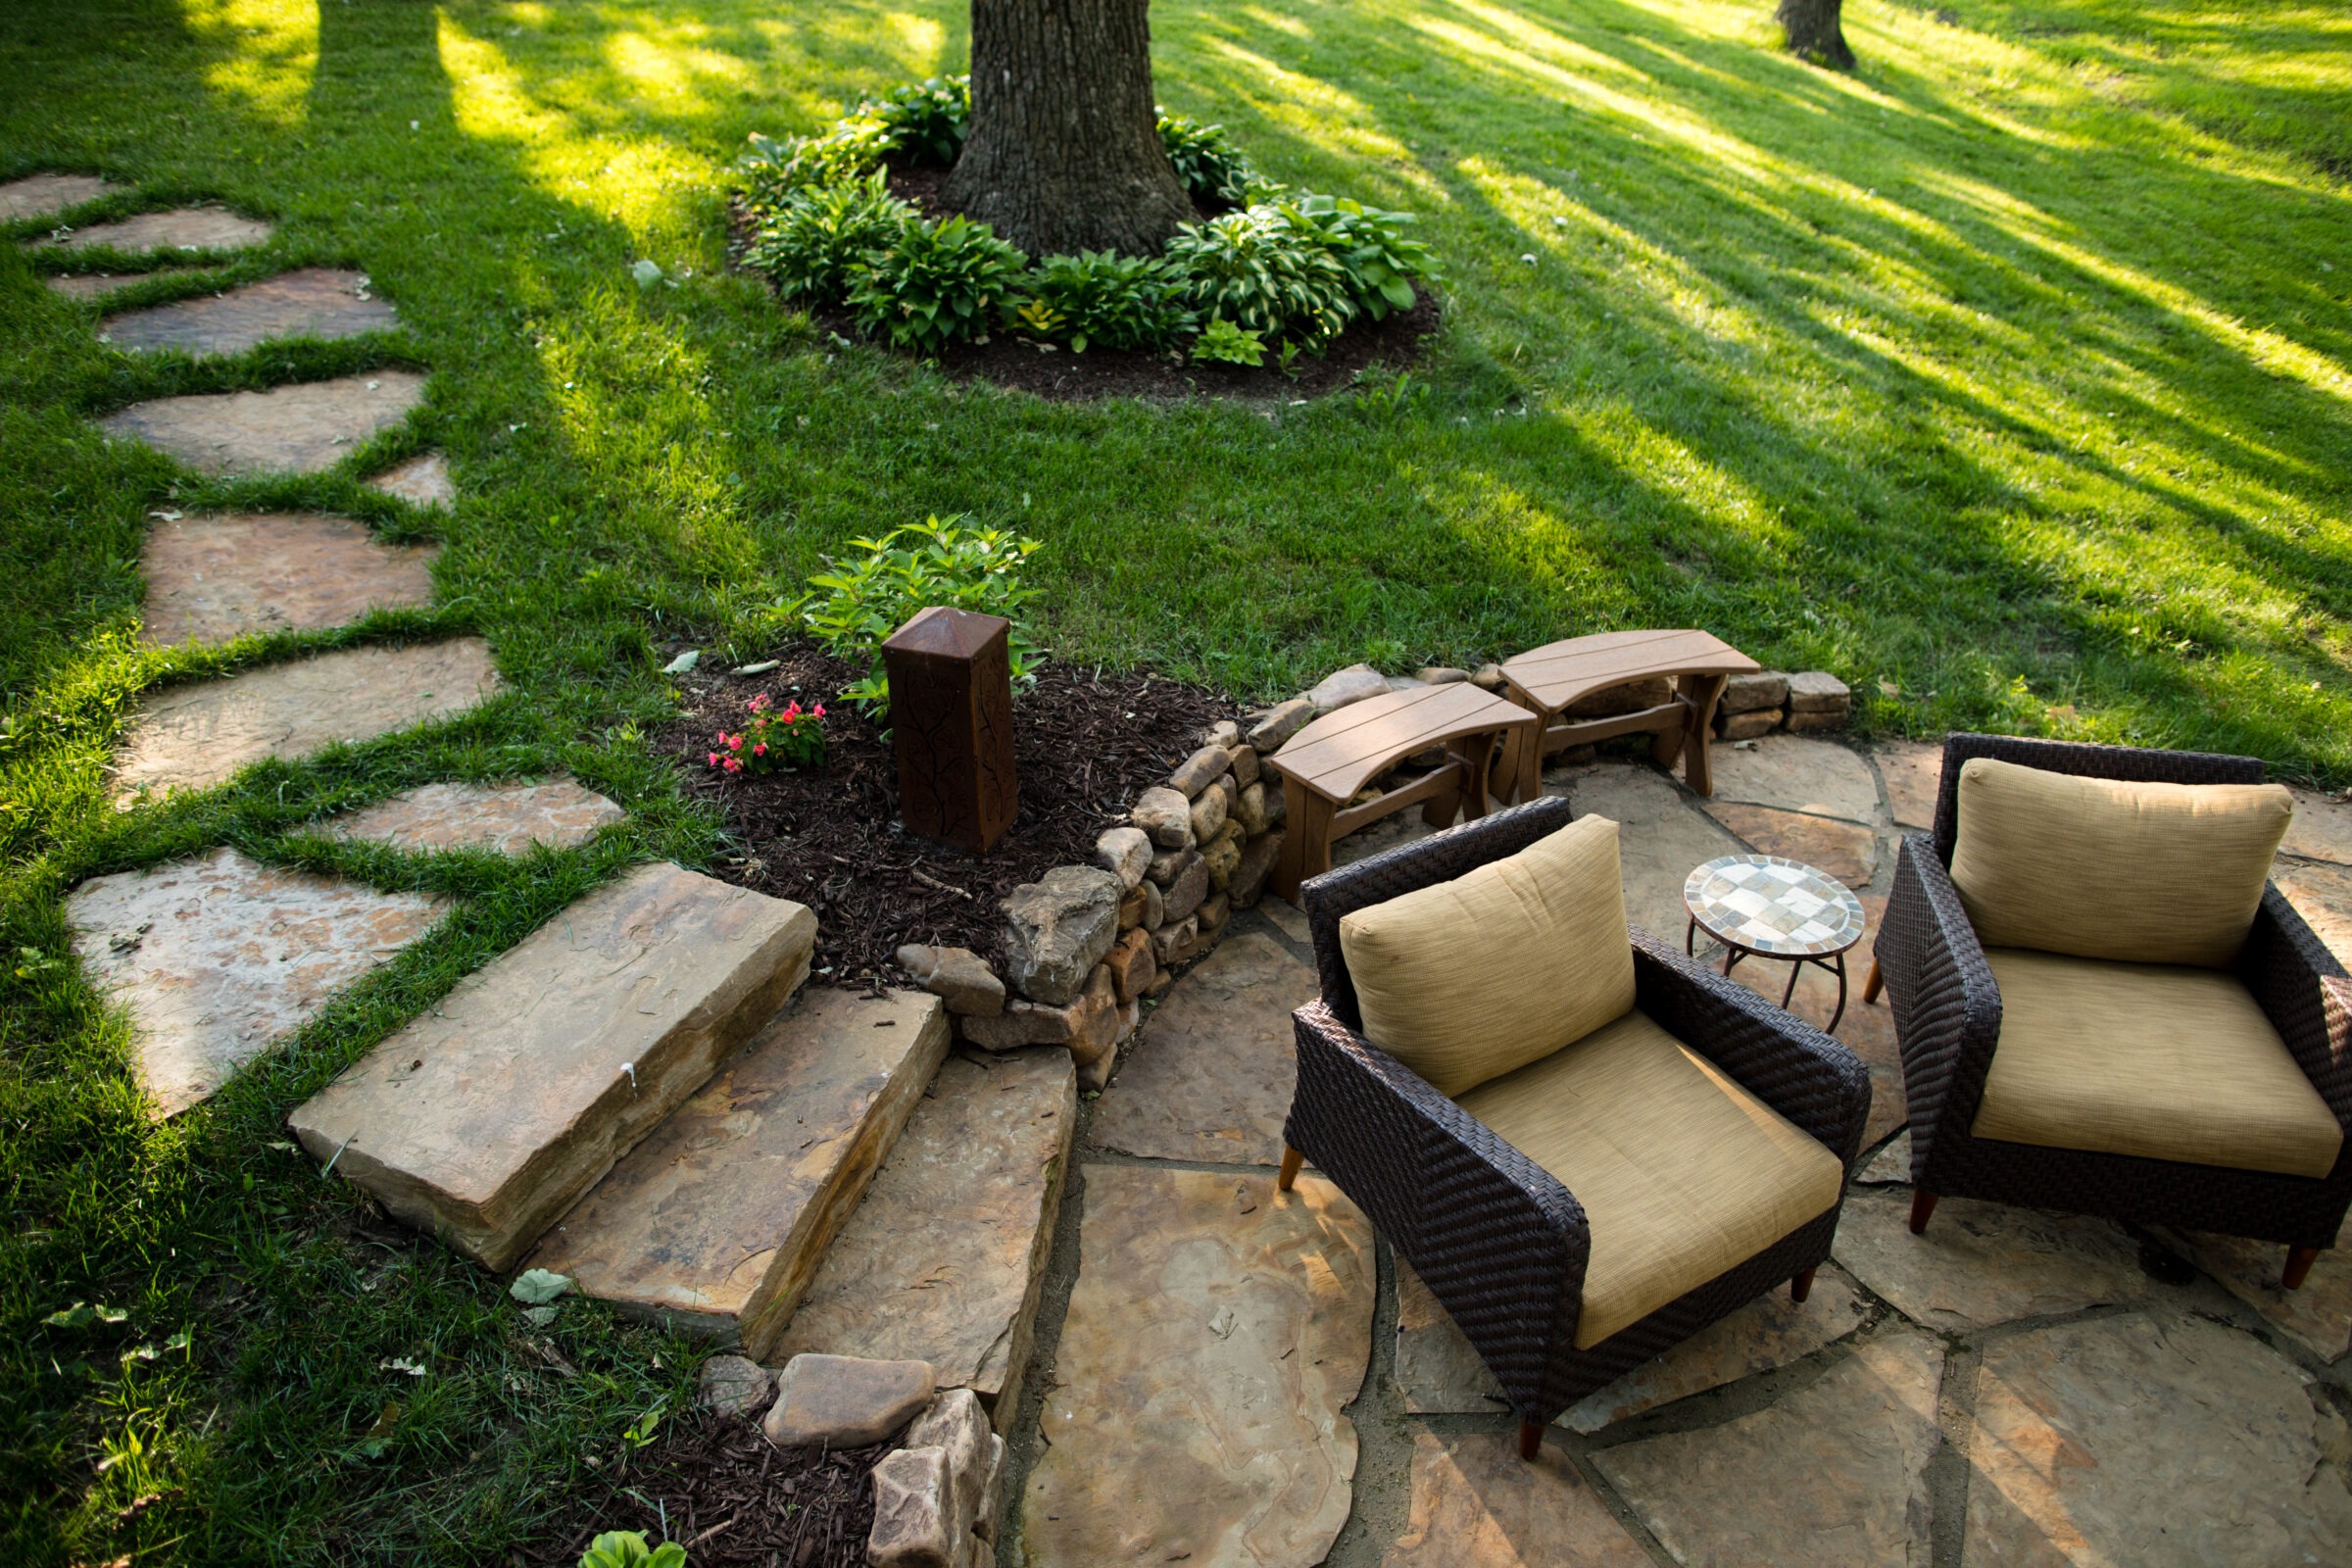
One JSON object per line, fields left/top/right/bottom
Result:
{"left": 516, "top": 1411, "right": 884, "bottom": 1568}
{"left": 662, "top": 643, "right": 1239, "bottom": 987}
{"left": 729, "top": 163, "right": 1440, "bottom": 403}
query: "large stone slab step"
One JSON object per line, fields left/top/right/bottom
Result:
{"left": 289, "top": 863, "right": 816, "bottom": 1271}
{"left": 771, "top": 1048, "right": 1076, "bottom": 1426}
{"left": 98, "top": 370, "right": 425, "bottom": 476}
{"left": 528, "top": 987, "right": 952, "bottom": 1354}
{"left": 141, "top": 511, "right": 437, "bottom": 647}
{"left": 102, "top": 268, "right": 395, "bottom": 359}
{"left": 32, "top": 205, "right": 272, "bottom": 253}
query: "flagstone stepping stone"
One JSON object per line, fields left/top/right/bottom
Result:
{"left": 141, "top": 511, "right": 437, "bottom": 646}
{"left": 1873, "top": 740, "right": 1941, "bottom": 833}
{"left": 1726, "top": 894, "right": 1905, "bottom": 1147}
{"left": 1832, "top": 1183, "right": 2159, "bottom": 1333}
{"left": 1706, "top": 735, "right": 1882, "bottom": 826}
{"left": 0, "top": 172, "right": 122, "bottom": 221}
{"left": 1594, "top": 1330, "right": 1943, "bottom": 1568}
{"left": 47, "top": 272, "right": 164, "bottom": 301}
{"left": 1382, "top": 1430, "right": 1650, "bottom": 1568}
{"left": 289, "top": 862, "right": 817, "bottom": 1271}
{"left": 1019, "top": 1164, "right": 1373, "bottom": 1568}
{"left": 113, "top": 638, "right": 499, "bottom": 803}
{"left": 2151, "top": 1216, "right": 2352, "bottom": 1362}
{"left": 326, "top": 779, "right": 622, "bottom": 857}
{"left": 530, "top": 987, "right": 947, "bottom": 1352}
{"left": 2283, "top": 787, "right": 2352, "bottom": 865}
{"left": 1393, "top": 1258, "right": 1510, "bottom": 1416}
{"left": 2272, "top": 858, "right": 2352, "bottom": 960}
{"left": 1088, "top": 924, "right": 1315, "bottom": 1166}
{"left": 99, "top": 370, "right": 426, "bottom": 476}
{"left": 1701, "top": 800, "right": 1881, "bottom": 888}
{"left": 1857, "top": 1129, "right": 1911, "bottom": 1185}
{"left": 1963, "top": 1312, "right": 2352, "bottom": 1564}
{"left": 33, "top": 205, "right": 272, "bottom": 253}
{"left": 1558, "top": 761, "right": 1744, "bottom": 940}
{"left": 1257, "top": 892, "right": 1310, "bottom": 946}
{"left": 772, "top": 1049, "right": 1075, "bottom": 1421}
{"left": 366, "top": 450, "right": 454, "bottom": 509}
{"left": 100, "top": 268, "right": 395, "bottom": 358}
{"left": 66, "top": 847, "right": 445, "bottom": 1118}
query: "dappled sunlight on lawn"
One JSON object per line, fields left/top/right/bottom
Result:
{"left": 184, "top": 0, "right": 316, "bottom": 126}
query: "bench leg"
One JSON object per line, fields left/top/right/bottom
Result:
{"left": 1682, "top": 673, "right": 1730, "bottom": 797}
{"left": 1458, "top": 733, "right": 1499, "bottom": 821}
{"left": 1421, "top": 755, "right": 1465, "bottom": 828}
{"left": 1271, "top": 782, "right": 1334, "bottom": 904}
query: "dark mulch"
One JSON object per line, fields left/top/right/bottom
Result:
{"left": 729, "top": 161, "right": 1440, "bottom": 403}
{"left": 662, "top": 643, "right": 1239, "bottom": 987}
{"left": 516, "top": 1410, "right": 885, "bottom": 1568}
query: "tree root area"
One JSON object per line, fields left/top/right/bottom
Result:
{"left": 661, "top": 642, "right": 1238, "bottom": 988}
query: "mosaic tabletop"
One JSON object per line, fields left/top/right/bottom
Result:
{"left": 1684, "top": 854, "right": 1866, "bottom": 958}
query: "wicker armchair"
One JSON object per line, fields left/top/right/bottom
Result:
{"left": 1277, "top": 796, "right": 1872, "bottom": 1458}
{"left": 1868, "top": 734, "right": 2352, "bottom": 1289}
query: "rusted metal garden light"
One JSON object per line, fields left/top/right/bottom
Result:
{"left": 881, "top": 606, "right": 1018, "bottom": 855}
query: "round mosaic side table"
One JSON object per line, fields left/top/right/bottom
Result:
{"left": 1683, "top": 854, "right": 1868, "bottom": 1033}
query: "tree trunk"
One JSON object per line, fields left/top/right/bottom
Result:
{"left": 940, "top": 0, "right": 1197, "bottom": 258}
{"left": 1776, "top": 0, "right": 1855, "bottom": 70}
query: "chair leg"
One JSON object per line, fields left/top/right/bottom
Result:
{"left": 1517, "top": 1419, "right": 1544, "bottom": 1461}
{"left": 1909, "top": 1190, "right": 1938, "bottom": 1235}
{"left": 1277, "top": 1146, "right": 1303, "bottom": 1193}
{"left": 2284, "top": 1246, "right": 2321, "bottom": 1291}
{"left": 1863, "top": 957, "right": 1884, "bottom": 1004}
{"left": 1790, "top": 1266, "right": 1816, "bottom": 1303}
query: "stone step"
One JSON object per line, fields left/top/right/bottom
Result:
{"left": 0, "top": 172, "right": 122, "bottom": 221}
{"left": 48, "top": 272, "right": 165, "bottom": 301}
{"left": 114, "top": 638, "right": 500, "bottom": 803}
{"left": 289, "top": 863, "right": 816, "bottom": 1272}
{"left": 325, "top": 779, "right": 623, "bottom": 857}
{"left": 528, "top": 988, "right": 953, "bottom": 1353}
{"left": 771, "top": 1048, "right": 1076, "bottom": 1427}
{"left": 66, "top": 847, "right": 447, "bottom": 1118}
{"left": 366, "top": 451, "right": 454, "bottom": 509}
{"left": 32, "top": 205, "right": 272, "bottom": 253}
{"left": 101, "top": 268, "right": 396, "bottom": 359}
{"left": 141, "top": 512, "right": 437, "bottom": 647}
{"left": 98, "top": 370, "right": 426, "bottom": 476}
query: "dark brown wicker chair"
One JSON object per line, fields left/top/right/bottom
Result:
{"left": 1867, "top": 734, "right": 2352, "bottom": 1289}
{"left": 1278, "top": 796, "right": 1872, "bottom": 1459}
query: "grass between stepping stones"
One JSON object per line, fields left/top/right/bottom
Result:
{"left": 1, "top": 0, "right": 2349, "bottom": 1561}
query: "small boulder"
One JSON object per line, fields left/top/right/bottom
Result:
{"left": 1416, "top": 666, "right": 1471, "bottom": 684}
{"left": 1202, "top": 718, "right": 1243, "bottom": 749}
{"left": 894, "top": 944, "right": 1005, "bottom": 1018}
{"left": 1246, "top": 698, "right": 1316, "bottom": 752}
{"left": 1103, "top": 927, "right": 1156, "bottom": 1004}
{"left": 1227, "top": 744, "right": 1260, "bottom": 788}
{"left": 1787, "top": 709, "right": 1847, "bottom": 733}
{"left": 1719, "top": 670, "right": 1789, "bottom": 714}
{"left": 868, "top": 1445, "right": 956, "bottom": 1567}
{"left": 1788, "top": 670, "right": 1852, "bottom": 713}
{"left": 1189, "top": 785, "right": 1228, "bottom": 845}
{"left": 697, "top": 1353, "right": 773, "bottom": 1418}
{"left": 1201, "top": 831, "right": 1243, "bottom": 892}
{"left": 1130, "top": 787, "right": 1195, "bottom": 851}
{"left": 1718, "top": 707, "right": 1784, "bottom": 740}
{"left": 1094, "top": 826, "right": 1152, "bottom": 890}
{"left": 1146, "top": 845, "right": 1189, "bottom": 887}
{"left": 1198, "top": 890, "right": 1232, "bottom": 936}
{"left": 1117, "top": 882, "right": 1149, "bottom": 931}
{"left": 1169, "top": 744, "right": 1232, "bottom": 800}
{"left": 1471, "top": 663, "right": 1508, "bottom": 693}
{"left": 1307, "top": 663, "right": 1391, "bottom": 714}
{"left": 1139, "top": 876, "right": 1165, "bottom": 931}
{"left": 957, "top": 1007, "right": 1040, "bottom": 1053}
{"left": 1162, "top": 852, "right": 1209, "bottom": 924}
{"left": 1002, "top": 865, "right": 1122, "bottom": 1005}
{"left": 1229, "top": 830, "right": 1284, "bottom": 908}
{"left": 1235, "top": 780, "right": 1271, "bottom": 836}
{"left": 1153, "top": 914, "right": 1210, "bottom": 966}
{"left": 763, "top": 1353, "right": 934, "bottom": 1449}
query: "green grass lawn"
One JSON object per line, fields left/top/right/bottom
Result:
{"left": 1, "top": 0, "right": 2346, "bottom": 1559}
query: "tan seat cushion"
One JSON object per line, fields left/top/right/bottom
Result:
{"left": 1342, "top": 814, "right": 1636, "bottom": 1098}
{"left": 1948, "top": 757, "right": 2291, "bottom": 967}
{"left": 1974, "top": 948, "right": 2342, "bottom": 1179}
{"left": 1456, "top": 1008, "right": 1845, "bottom": 1348}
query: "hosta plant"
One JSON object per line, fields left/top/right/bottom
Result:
{"left": 578, "top": 1532, "right": 686, "bottom": 1568}
{"left": 790, "top": 515, "right": 1044, "bottom": 713}
{"left": 708, "top": 692, "right": 827, "bottom": 776}
{"left": 741, "top": 172, "right": 914, "bottom": 303}
{"left": 738, "top": 123, "right": 891, "bottom": 207}
{"left": 1021, "top": 251, "right": 1194, "bottom": 352}
{"left": 1157, "top": 113, "right": 1271, "bottom": 208}
{"left": 848, "top": 216, "right": 1028, "bottom": 355}
{"left": 1162, "top": 205, "right": 1357, "bottom": 344}
{"left": 1191, "top": 316, "right": 1266, "bottom": 368}
{"left": 865, "top": 74, "right": 970, "bottom": 166}
{"left": 1283, "top": 194, "right": 1436, "bottom": 319}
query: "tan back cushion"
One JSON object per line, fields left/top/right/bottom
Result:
{"left": 1341, "top": 814, "right": 1636, "bottom": 1098}
{"left": 1948, "top": 758, "right": 2291, "bottom": 966}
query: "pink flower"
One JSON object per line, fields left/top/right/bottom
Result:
{"left": 728, "top": 734, "right": 743, "bottom": 751}
{"left": 708, "top": 752, "right": 720, "bottom": 765}
{"left": 753, "top": 742, "right": 766, "bottom": 756}
{"left": 748, "top": 693, "right": 771, "bottom": 712}
{"left": 723, "top": 758, "right": 742, "bottom": 773}
{"left": 781, "top": 700, "right": 802, "bottom": 721}
{"left": 812, "top": 704, "right": 827, "bottom": 719}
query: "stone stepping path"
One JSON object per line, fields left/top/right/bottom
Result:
{"left": 326, "top": 779, "right": 622, "bottom": 857}
{"left": 32, "top": 205, "right": 271, "bottom": 253}
{"left": 141, "top": 511, "right": 436, "bottom": 647}
{"left": 1386, "top": 1432, "right": 1649, "bottom": 1567}
{"left": 366, "top": 450, "right": 454, "bottom": 509}
{"left": 528, "top": 986, "right": 948, "bottom": 1351}
{"left": 0, "top": 172, "right": 122, "bottom": 221}
{"left": 113, "top": 637, "right": 499, "bottom": 803}
{"left": 772, "top": 1049, "right": 1076, "bottom": 1424}
{"left": 100, "top": 370, "right": 427, "bottom": 476}
{"left": 66, "top": 847, "right": 445, "bottom": 1117}
{"left": 1019, "top": 1164, "right": 1372, "bottom": 1568}
{"left": 99, "top": 268, "right": 395, "bottom": 358}
{"left": 48, "top": 271, "right": 171, "bottom": 301}
{"left": 290, "top": 863, "right": 816, "bottom": 1271}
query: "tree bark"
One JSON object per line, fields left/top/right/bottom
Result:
{"left": 940, "top": 0, "right": 1197, "bottom": 258}
{"left": 1776, "top": 0, "right": 1855, "bottom": 70}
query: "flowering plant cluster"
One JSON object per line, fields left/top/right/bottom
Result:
{"left": 708, "top": 692, "right": 826, "bottom": 776}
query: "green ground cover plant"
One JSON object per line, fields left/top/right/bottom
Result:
{"left": 0, "top": 0, "right": 2346, "bottom": 1562}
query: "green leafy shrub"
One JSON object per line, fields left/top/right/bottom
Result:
{"left": 1191, "top": 317, "right": 1266, "bottom": 368}
{"left": 1157, "top": 113, "right": 1272, "bottom": 208}
{"left": 1282, "top": 194, "right": 1436, "bottom": 319}
{"left": 579, "top": 1531, "right": 686, "bottom": 1568}
{"left": 1021, "top": 251, "right": 1194, "bottom": 352}
{"left": 738, "top": 123, "right": 892, "bottom": 208}
{"left": 848, "top": 216, "right": 1028, "bottom": 353}
{"left": 742, "top": 172, "right": 914, "bottom": 303}
{"left": 865, "top": 74, "right": 970, "bottom": 166}
{"left": 790, "top": 516, "right": 1044, "bottom": 712}
{"left": 1162, "top": 205, "right": 1357, "bottom": 344}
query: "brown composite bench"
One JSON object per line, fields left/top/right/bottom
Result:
{"left": 1267, "top": 683, "right": 1541, "bottom": 903}
{"left": 1497, "top": 629, "right": 1760, "bottom": 798}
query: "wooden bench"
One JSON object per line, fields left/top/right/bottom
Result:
{"left": 1267, "top": 683, "right": 1541, "bottom": 903}
{"left": 1497, "top": 629, "right": 1759, "bottom": 798}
